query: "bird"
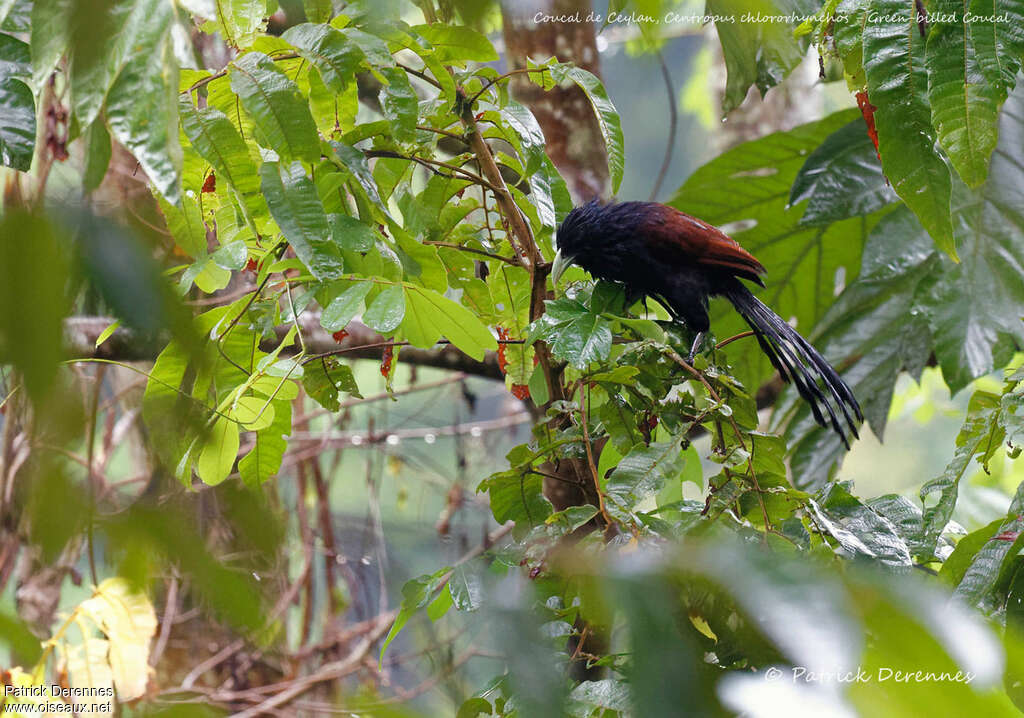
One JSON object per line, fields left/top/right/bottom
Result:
{"left": 550, "top": 199, "right": 862, "bottom": 448}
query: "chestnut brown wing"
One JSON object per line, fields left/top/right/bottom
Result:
{"left": 640, "top": 204, "right": 766, "bottom": 285}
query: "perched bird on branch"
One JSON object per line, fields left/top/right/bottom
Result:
{"left": 550, "top": 199, "right": 862, "bottom": 447}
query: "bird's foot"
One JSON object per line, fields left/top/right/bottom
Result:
{"left": 687, "top": 332, "right": 705, "bottom": 364}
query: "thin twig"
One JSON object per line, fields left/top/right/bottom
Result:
{"left": 423, "top": 240, "right": 518, "bottom": 265}
{"left": 647, "top": 51, "right": 677, "bottom": 202}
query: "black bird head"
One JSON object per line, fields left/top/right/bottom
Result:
{"left": 551, "top": 199, "right": 604, "bottom": 285}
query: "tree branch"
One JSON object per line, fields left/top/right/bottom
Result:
{"left": 63, "top": 316, "right": 504, "bottom": 381}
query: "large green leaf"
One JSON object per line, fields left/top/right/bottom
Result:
{"left": 833, "top": 0, "right": 867, "bottom": 86}
{"left": 669, "top": 109, "right": 878, "bottom": 391}
{"left": 282, "top": 23, "right": 364, "bottom": 94}
{"left": 105, "top": 0, "right": 181, "bottom": 203}
{"left": 528, "top": 296, "right": 613, "bottom": 370}
{"left": 968, "top": 0, "right": 1023, "bottom": 92}
{"left": 401, "top": 285, "right": 498, "bottom": 361}
{"left": 549, "top": 65, "right": 625, "bottom": 193}
{"left": 30, "top": 0, "right": 71, "bottom": 88}
{"left": 0, "top": 76, "right": 33, "bottom": 171}
{"left": 814, "top": 481, "right": 913, "bottom": 565}
{"left": 919, "top": 82, "right": 1024, "bottom": 391}
{"left": 925, "top": 0, "right": 1006, "bottom": 187}
{"left": 605, "top": 441, "right": 684, "bottom": 523}
{"left": 197, "top": 415, "right": 240, "bottom": 486}
{"left": 178, "top": 97, "right": 262, "bottom": 215}
{"left": 158, "top": 194, "right": 207, "bottom": 258}
{"left": 477, "top": 469, "right": 552, "bottom": 529}
{"left": 863, "top": 0, "right": 955, "bottom": 257}
{"left": 706, "top": 0, "right": 804, "bottom": 114}
{"left": 0, "top": 32, "right": 32, "bottom": 170}
{"left": 260, "top": 161, "right": 342, "bottom": 280}
{"left": 320, "top": 281, "right": 372, "bottom": 332}
{"left": 919, "top": 390, "right": 1005, "bottom": 561}
{"left": 363, "top": 284, "right": 405, "bottom": 333}
{"left": 66, "top": 0, "right": 132, "bottom": 127}
{"left": 0, "top": 213, "right": 68, "bottom": 401}
{"left": 238, "top": 397, "right": 291, "bottom": 486}
{"left": 954, "top": 480, "right": 1024, "bottom": 607}
{"left": 230, "top": 51, "right": 320, "bottom": 163}
{"left": 302, "top": 357, "right": 362, "bottom": 411}
{"left": 779, "top": 208, "right": 935, "bottom": 488}
{"left": 411, "top": 24, "right": 497, "bottom": 63}
{"left": 378, "top": 66, "right": 417, "bottom": 143}
{"left": 204, "top": 0, "right": 271, "bottom": 49}
{"left": 790, "top": 118, "right": 898, "bottom": 225}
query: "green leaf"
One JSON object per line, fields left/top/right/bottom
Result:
{"left": 919, "top": 390, "right": 1005, "bottom": 560}
{"left": 706, "top": 0, "right": 804, "bottom": 114}
{"left": 363, "top": 284, "right": 405, "bottom": 333}
{"left": 302, "top": 356, "right": 362, "bottom": 411}
{"left": 402, "top": 285, "right": 497, "bottom": 361}
{"left": 230, "top": 51, "right": 320, "bottom": 163}
{"left": 105, "top": 0, "right": 181, "bottom": 203}
{"left": 392, "top": 226, "right": 447, "bottom": 292}
{"left": 953, "top": 480, "right": 1024, "bottom": 606}
{"left": 833, "top": 0, "right": 867, "bottom": 86}
{"left": 328, "top": 213, "right": 377, "bottom": 253}
{"left": 863, "top": 0, "right": 955, "bottom": 257}
{"left": 82, "top": 117, "right": 111, "bottom": 192}
{"left": 302, "top": 0, "right": 331, "bottom": 23}
{"left": 197, "top": 415, "right": 240, "bottom": 486}
{"left": 558, "top": 66, "right": 625, "bottom": 193}
{"left": 260, "top": 160, "right": 343, "bottom": 281}
{"left": 968, "top": 0, "right": 1024, "bottom": 93}
{"left": 378, "top": 66, "right": 417, "bottom": 143}
{"left": 925, "top": 0, "right": 1006, "bottom": 187}
{"left": 0, "top": 31, "right": 29, "bottom": 81}
{"left": 30, "top": 0, "right": 71, "bottom": 88}
{"left": 205, "top": 0, "right": 270, "bottom": 49}
{"left": 238, "top": 398, "right": 291, "bottom": 486}
{"left": 0, "top": 31, "right": 32, "bottom": 170}
{"left": 230, "top": 396, "right": 276, "bottom": 431}
{"left": 477, "top": 470, "right": 552, "bottom": 529}
{"left": 66, "top": 0, "right": 135, "bottom": 128}
{"left": 0, "top": 71, "right": 33, "bottom": 170}
{"left": 670, "top": 109, "right": 878, "bottom": 391}
{"left": 179, "top": 97, "right": 262, "bottom": 214}
{"left": 412, "top": 24, "right": 498, "bottom": 63}
{"left": 918, "top": 85, "right": 1024, "bottom": 391}
{"left": 379, "top": 568, "right": 451, "bottom": 665}
{"left": 606, "top": 441, "right": 683, "bottom": 521}
{"left": 0, "top": 212, "right": 68, "bottom": 401}
{"left": 339, "top": 26, "right": 393, "bottom": 67}
{"left": 449, "top": 565, "right": 482, "bottom": 612}
{"left": 815, "top": 481, "right": 913, "bottom": 565}
{"left": 321, "top": 281, "right": 371, "bottom": 332}
{"left": 546, "top": 505, "right": 600, "bottom": 533}
{"left": 328, "top": 141, "right": 387, "bottom": 213}
{"left": 282, "top": 23, "right": 363, "bottom": 93}
{"left": 939, "top": 520, "right": 1002, "bottom": 587}
{"left": 158, "top": 195, "right": 207, "bottom": 258}
{"left": 456, "top": 697, "right": 492, "bottom": 718}
{"left": 569, "top": 680, "right": 632, "bottom": 713}
{"left": 529, "top": 297, "right": 613, "bottom": 370}
{"left": 780, "top": 208, "right": 935, "bottom": 488}
{"left": 790, "top": 118, "right": 898, "bottom": 225}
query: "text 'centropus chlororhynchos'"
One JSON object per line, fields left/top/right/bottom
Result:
{"left": 550, "top": 199, "right": 863, "bottom": 448}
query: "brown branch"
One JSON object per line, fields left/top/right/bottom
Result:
{"left": 62, "top": 316, "right": 504, "bottom": 381}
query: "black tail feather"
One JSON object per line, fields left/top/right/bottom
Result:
{"left": 720, "top": 283, "right": 862, "bottom": 448}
